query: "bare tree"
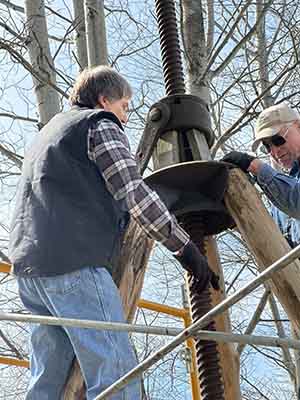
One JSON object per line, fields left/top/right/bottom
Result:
{"left": 25, "top": 0, "right": 60, "bottom": 126}
{"left": 0, "top": 1, "right": 300, "bottom": 399}
{"left": 84, "top": 0, "right": 108, "bottom": 67}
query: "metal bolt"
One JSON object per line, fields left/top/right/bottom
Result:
{"left": 149, "top": 107, "right": 161, "bottom": 122}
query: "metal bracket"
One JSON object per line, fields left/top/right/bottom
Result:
{"left": 135, "top": 101, "right": 171, "bottom": 174}
{"left": 156, "top": 95, "right": 214, "bottom": 147}
{"left": 135, "top": 94, "right": 215, "bottom": 175}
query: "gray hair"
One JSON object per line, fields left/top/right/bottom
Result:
{"left": 69, "top": 66, "right": 132, "bottom": 108}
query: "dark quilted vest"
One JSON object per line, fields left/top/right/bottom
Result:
{"left": 9, "top": 107, "right": 129, "bottom": 277}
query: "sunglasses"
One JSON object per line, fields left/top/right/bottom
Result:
{"left": 260, "top": 125, "right": 291, "bottom": 154}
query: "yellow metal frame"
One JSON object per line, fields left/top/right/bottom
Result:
{"left": 0, "top": 356, "right": 29, "bottom": 368}
{"left": 0, "top": 264, "right": 200, "bottom": 399}
{"left": 137, "top": 299, "right": 201, "bottom": 399}
{"left": 0, "top": 263, "right": 30, "bottom": 369}
{"left": 0, "top": 262, "right": 11, "bottom": 274}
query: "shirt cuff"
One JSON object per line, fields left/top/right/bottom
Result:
{"left": 163, "top": 224, "right": 190, "bottom": 253}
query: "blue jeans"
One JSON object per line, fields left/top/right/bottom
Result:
{"left": 17, "top": 267, "right": 141, "bottom": 400}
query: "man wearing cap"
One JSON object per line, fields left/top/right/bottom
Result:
{"left": 222, "top": 102, "right": 300, "bottom": 247}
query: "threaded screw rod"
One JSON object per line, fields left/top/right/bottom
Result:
{"left": 182, "top": 213, "right": 225, "bottom": 400}
{"left": 155, "top": 0, "right": 185, "bottom": 96}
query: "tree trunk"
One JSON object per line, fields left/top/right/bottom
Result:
{"left": 84, "top": 0, "right": 108, "bottom": 67}
{"left": 256, "top": 0, "right": 273, "bottom": 108}
{"left": 25, "top": 0, "right": 60, "bottom": 126}
{"left": 73, "top": 0, "right": 88, "bottom": 70}
{"left": 224, "top": 169, "right": 300, "bottom": 330}
{"left": 181, "top": 0, "right": 210, "bottom": 103}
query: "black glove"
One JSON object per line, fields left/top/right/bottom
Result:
{"left": 221, "top": 151, "right": 256, "bottom": 173}
{"left": 175, "top": 240, "right": 220, "bottom": 292}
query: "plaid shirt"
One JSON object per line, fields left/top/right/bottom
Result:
{"left": 87, "top": 117, "right": 190, "bottom": 253}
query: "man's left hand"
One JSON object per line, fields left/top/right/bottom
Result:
{"left": 221, "top": 151, "right": 256, "bottom": 172}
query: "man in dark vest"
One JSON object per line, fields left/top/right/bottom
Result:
{"left": 9, "top": 66, "right": 219, "bottom": 400}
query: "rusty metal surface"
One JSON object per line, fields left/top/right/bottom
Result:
{"left": 155, "top": 0, "right": 185, "bottom": 95}
{"left": 182, "top": 215, "right": 225, "bottom": 400}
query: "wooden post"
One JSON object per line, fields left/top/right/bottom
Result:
{"left": 224, "top": 168, "right": 300, "bottom": 330}
{"left": 116, "top": 225, "right": 154, "bottom": 322}
{"left": 206, "top": 236, "right": 241, "bottom": 399}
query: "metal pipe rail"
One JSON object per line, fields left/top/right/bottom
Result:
{"left": 0, "top": 312, "right": 182, "bottom": 336}
{"left": 2, "top": 329, "right": 300, "bottom": 369}
{"left": 2, "top": 247, "right": 300, "bottom": 398}
{"left": 94, "top": 244, "right": 300, "bottom": 399}
{"left": 1, "top": 315, "right": 300, "bottom": 346}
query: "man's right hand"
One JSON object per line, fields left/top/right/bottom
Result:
{"left": 221, "top": 151, "right": 256, "bottom": 172}
{"left": 175, "top": 240, "right": 220, "bottom": 292}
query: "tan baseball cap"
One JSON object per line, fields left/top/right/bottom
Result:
{"left": 252, "top": 102, "right": 300, "bottom": 151}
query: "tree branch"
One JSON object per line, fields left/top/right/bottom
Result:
{"left": 211, "top": 0, "right": 273, "bottom": 79}
{"left": 0, "top": 0, "right": 24, "bottom": 13}
{"left": 211, "top": 60, "right": 300, "bottom": 155}
{"left": 205, "top": 0, "right": 253, "bottom": 75}
{"left": 0, "top": 38, "right": 68, "bottom": 99}
{"left": 0, "top": 112, "right": 38, "bottom": 123}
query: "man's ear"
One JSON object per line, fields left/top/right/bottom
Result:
{"left": 98, "top": 95, "right": 107, "bottom": 108}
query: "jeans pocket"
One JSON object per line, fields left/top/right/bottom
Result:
{"left": 39, "top": 269, "right": 82, "bottom": 294}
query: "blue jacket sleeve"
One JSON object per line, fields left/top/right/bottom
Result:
{"left": 257, "top": 164, "right": 300, "bottom": 219}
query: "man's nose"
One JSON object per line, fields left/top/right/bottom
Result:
{"left": 270, "top": 144, "right": 284, "bottom": 159}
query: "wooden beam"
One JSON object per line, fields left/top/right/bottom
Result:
{"left": 116, "top": 225, "right": 154, "bottom": 322}
{"left": 224, "top": 168, "right": 300, "bottom": 331}
{"left": 206, "top": 236, "right": 241, "bottom": 399}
